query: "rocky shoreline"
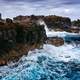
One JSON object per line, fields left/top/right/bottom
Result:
{"left": 0, "top": 18, "right": 47, "bottom": 65}
{"left": 0, "top": 14, "right": 79, "bottom": 66}
{"left": 13, "top": 15, "right": 80, "bottom": 33}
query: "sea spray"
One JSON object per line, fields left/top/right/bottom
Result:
{"left": 0, "top": 20, "right": 80, "bottom": 80}
{"left": 0, "top": 44, "right": 80, "bottom": 80}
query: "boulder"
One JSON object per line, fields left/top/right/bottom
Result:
{"left": 47, "top": 37, "right": 64, "bottom": 46}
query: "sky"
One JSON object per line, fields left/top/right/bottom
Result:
{"left": 0, "top": 0, "right": 80, "bottom": 20}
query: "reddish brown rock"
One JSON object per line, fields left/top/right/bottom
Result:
{"left": 47, "top": 37, "right": 64, "bottom": 46}
{"left": 0, "top": 18, "right": 47, "bottom": 66}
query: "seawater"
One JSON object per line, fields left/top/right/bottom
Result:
{"left": 0, "top": 43, "right": 80, "bottom": 80}
{"left": 0, "top": 22, "right": 80, "bottom": 80}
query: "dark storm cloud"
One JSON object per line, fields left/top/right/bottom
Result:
{"left": 61, "top": 0, "right": 80, "bottom": 5}
{"left": 3, "top": 0, "right": 46, "bottom": 2}
{"left": 3, "top": 0, "right": 80, "bottom": 5}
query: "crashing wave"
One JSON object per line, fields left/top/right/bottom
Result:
{"left": 0, "top": 44, "right": 80, "bottom": 80}
{"left": 0, "top": 21, "right": 80, "bottom": 80}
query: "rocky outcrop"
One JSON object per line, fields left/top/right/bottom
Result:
{"left": 69, "top": 26, "right": 80, "bottom": 33}
{"left": 72, "top": 19, "right": 80, "bottom": 27}
{"left": 0, "top": 19, "right": 47, "bottom": 65}
{"left": 47, "top": 37, "right": 64, "bottom": 46}
{"left": 13, "top": 15, "right": 72, "bottom": 32}
{"left": 43, "top": 15, "right": 71, "bottom": 31}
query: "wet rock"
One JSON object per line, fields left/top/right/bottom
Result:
{"left": 69, "top": 27, "right": 80, "bottom": 33}
{"left": 47, "top": 37, "right": 64, "bottom": 46}
{"left": 43, "top": 15, "right": 71, "bottom": 31}
{"left": 0, "top": 60, "right": 7, "bottom": 66}
{"left": 6, "top": 18, "right": 13, "bottom": 23}
{"left": 0, "top": 19, "right": 47, "bottom": 65}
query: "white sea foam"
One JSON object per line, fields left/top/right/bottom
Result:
{"left": 0, "top": 43, "right": 80, "bottom": 80}
{"left": 43, "top": 44, "right": 80, "bottom": 62}
{"left": 38, "top": 19, "right": 78, "bottom": 38}
{"left": 0, "top": 21, "right": 80, "bottom": 80}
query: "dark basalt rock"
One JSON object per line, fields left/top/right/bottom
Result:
{"left": 6, "top": 18, "right": 13, "bottom": 23}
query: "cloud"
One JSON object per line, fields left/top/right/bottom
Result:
{"left": 61, "top": 0, "right": 80, "bottom": 5}
{"left": 3, "top": 0, "right": 80, "bottom": 5}
{"left": 0, "top": 0, "right": 80, "bottom": 20}
{"left": 3, "top": 0, "right": 46, "bottom": 3}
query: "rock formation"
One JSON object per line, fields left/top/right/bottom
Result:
{"left": 43, "top": 15, "right": 71, "bottom": 31}
{"left": 13, "top": 15, "right": 72, "bottom": 32}
{"left": 0, "top": 14, "right": 79, "bottom": 65}
{"left": 47, "top": 37, "right": 64, "bottom": 46}
{"left": 0, "top": 18, "right": 47, "bottom": 65}
{"left": 0, "top": 13, "right": 2, "bottom": 20}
